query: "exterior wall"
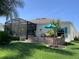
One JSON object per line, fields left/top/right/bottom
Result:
{"left": 0, "top": 24, "right": 4, "bottom": 31}
{"left": 35, "top": 21, "right": 77, "bottom": 42}
{"left": 36, "top": 24, "right": 49, "bottom": 37}
{"left": 59, "top": 22, "right": 76, "bottom": 42}
{"left": 76, "top": 32, "right": 79, "bottom": 38}
{"left": 60, "top": 22, "right": 71, "bottom": 42}
{"left": 69, "top": 24, "right": 77, "bottom": 40}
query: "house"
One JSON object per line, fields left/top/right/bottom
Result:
{"left": 5, "top": 18, "right": 77, "bottom": 43}
{"left": 0, "top": 23, "right": 4, "bottom": 31}
{"left": 31, "top": 18, "right": 77, "bottom": 42}
{"left": 77, "top": 32, "right": 79, "bottom": 38}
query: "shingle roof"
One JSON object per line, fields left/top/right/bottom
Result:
{"left": 30, "top": 18, "right": 73, "bottom": 25}
{"left": 31, "top": 18, "right": 55, "bottom": 24}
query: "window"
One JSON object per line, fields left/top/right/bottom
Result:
{"left": 64, "top": 27, "right": 68, "bottom": 37}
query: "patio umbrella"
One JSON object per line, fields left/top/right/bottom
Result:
{"left": 44, "top": 24, "right": 60, "bottom": 47}
{"left": 43, "top": 24, "right": 57, "bottom": 36}
{"left": 44, "top": 24, "right": 56, "bottom": 29}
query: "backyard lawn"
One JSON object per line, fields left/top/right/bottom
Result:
{"left": 0, "top": 41, "right": 79, "bottom": 59}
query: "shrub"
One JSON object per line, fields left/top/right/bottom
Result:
{"left": 74, "top": 37, "right": 79, "bottom": 41}
{"left": 64, "top": 42, "right": 74, "bottom": 46}
{"left": 0, "top": 31, "right": 11, "bottom": 45}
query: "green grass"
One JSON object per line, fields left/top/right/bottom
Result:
{"left": 0, "top": 41, "right": 79, "bottom": 59}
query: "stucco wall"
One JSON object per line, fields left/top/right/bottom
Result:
{"left": 69, "top": 24, "right": 77, "bottom": 40}
{"left": 36, "top": 24, "right": 49, "bottom": 37}
{"left": 60, "top": 22, "right": 77, "bottom": 42}
{"left": 60, "top": 22, "right": 71, "bottom": 42}
{"left": 35, "top": 22, "right": 76, "bottom": 42}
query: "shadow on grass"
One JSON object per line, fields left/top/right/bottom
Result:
{"left": 0, "top": 42, "right": 75, "bottom": 59}
{"left": 0, "top": 43, "right": 34, "bottom": 59}
{"left": 64, "top": 42, "right": 75, "bottom": 46}
{"left": 73, "top": 41, "right": 79, "bottom": 43}
{"left": 32, "top": 44, "right": 75, "bottom": 56}
{"left": 71, "top": 48, "right": 79, "bottom": 50}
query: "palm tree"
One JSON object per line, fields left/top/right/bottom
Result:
{"left": 0, "top": 0, "right": 24, "bottom": 35}
{"left": 51, "top": 20, "right": 61, "bottom": 47}
{"left": 51, "top": 20, "right": 60, "bottom": 36}
{"left": 0, "top": 0, "right": 24, "bottom": 21}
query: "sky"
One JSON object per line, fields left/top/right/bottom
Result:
{"left": 0, "top": 0, "right": 79, "bottom": 31}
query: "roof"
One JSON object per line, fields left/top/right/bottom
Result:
{"left": 31, "top": 18, "right": 54, "bottom": 24}
{"left": 30, "top": 18, "right": 72, "bottom": 24}
{"left": 30, "top": 18, "right": 77, "bottom": 31}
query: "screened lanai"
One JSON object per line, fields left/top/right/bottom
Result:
{"left": 5, "top": 18, "right": 37, "bottom": 40}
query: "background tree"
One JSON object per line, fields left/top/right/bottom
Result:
{"left": 0, "top": 0, "right": 24, "bottom": 21}
{"left": 0, "top": 0, "right": 24, "bottom": 44}
{"left": 0, "top": 0, "right": 24, "bottom": 36}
